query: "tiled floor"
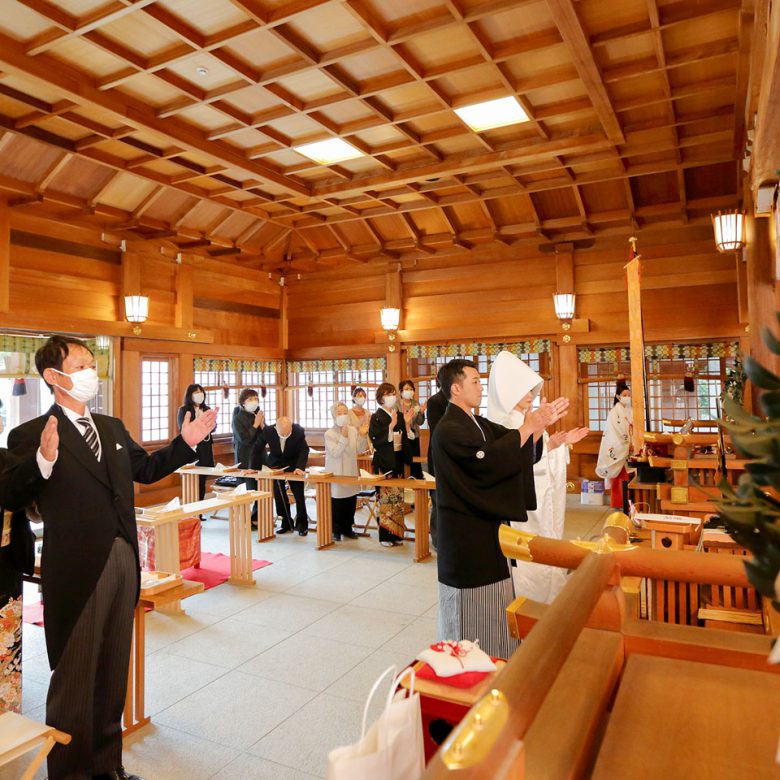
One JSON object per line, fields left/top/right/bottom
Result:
{"left": 3, "top": 496, "right": 610, "bottom": 780}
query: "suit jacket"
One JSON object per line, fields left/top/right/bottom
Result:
{"left": 259, "top": 424, "right": 309, "bottom": 471}
{"left": 431, "top": 404, "right": 542, "bottom": 588}
{"left": 232, "top": 406, "right": 261, "bottom": 468}
{"left": 6, "top": 405, "right": 195, "bottom": 668}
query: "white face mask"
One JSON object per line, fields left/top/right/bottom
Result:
{"left": 52, "top": 367, "right": 99, "bottom": 404}
{"left": 353, "top": 397, "right": 366, "bottom": 407}
{"left": 244, "top": 400, "right": 259, "bottom": 413}
{"left": 619, "top": 396, "right": 631, "bottom": 407}
{"left": 505, "top": 409, "right": 525, "bottom": 428}
{"left": 335, "top": 414, "right": 349, "bottom": 427}
{"left": 401, "top": 389, "right": 414, "bottom": 400}
{"left": 192, "top": 392, "right": 205, "bottom": 405}
{"left": 383, "top": 395, "right": 397, "bottom": 408}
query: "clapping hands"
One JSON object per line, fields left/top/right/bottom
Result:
{"left": 549, "top": 427, "right": 589, "bottom": 450}
{"left": 524, "top": 397, "right": 570, "bottom": 434}
{"left": 181, "top": 408, "right": 219, "bottom": 447}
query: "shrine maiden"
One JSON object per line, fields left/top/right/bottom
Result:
{"left": 487, "top": 351, "right": 589, "bottom": 604}
{"left": 596, "top": 380, "right": 632, "bottom": 509}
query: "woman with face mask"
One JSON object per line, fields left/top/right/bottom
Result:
{"left": 177, "top": 383, "right": 216, "bottom": 504}
{"left": 348, "top": 386, "right": 370, "bottom": 453}
{"left": 487, "top": 351, "right": 589, "bottom": 603}
{"left": 368, "top": 382, "right": 406, "bottom": 546}
{"left": 596, "top": 380, "right": 633, "bottom": 510}
{"left": 397, "top": 379, "right": 426, "bottom": 479}
{"left": 325, "top": 402, "right": 367, "bottom": 541}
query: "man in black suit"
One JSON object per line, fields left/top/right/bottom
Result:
{"left": 6, "top": 335, "right": 217, "bottom": 780}
{"left": 425, "top": 366, "right": 449, "bottom": 550}
{"left": 256, "top": 416, "right": 309, "bottom": 535}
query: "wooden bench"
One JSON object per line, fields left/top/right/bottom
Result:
{"left": 0, "top": 711, "right": 70, "bottom": 780}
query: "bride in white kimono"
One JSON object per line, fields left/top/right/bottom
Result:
{"left": 487, "top": 351, "right": 589, "bottom": 604}
{"left": 595, "top": 381, "right": 632, "bottom": 509}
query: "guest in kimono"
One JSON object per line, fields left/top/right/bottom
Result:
{"left": 431, "top": 358, "right": 568, "bottom": 657}
{"left": 348, "top": 386, "right": 370, "bottom": 454}
{"left": 325, "top": 402, "right": 365, "bottom": 540}
{"left": 596, "top": 380, "right": 632, "bottom": 510}
{"left": 487, "top": 351, "right": 589, "bottom": 604}
{"left": 368, "top": 383, "right": 406, "bottom": 547}
{"left": 398, "top": 380, "right": 426, "bottom": 479}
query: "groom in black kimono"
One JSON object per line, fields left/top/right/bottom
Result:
{"left": 430, "top": 358, "right": 568, "bottom": 658}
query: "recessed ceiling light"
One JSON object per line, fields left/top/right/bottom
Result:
{"left": 195, "top": 66, "right": 209, "bottom": 77}
{"left": 454, "top": 96, "right": 530, "bottom": 132}
{"left": 293, "top": 138, "right": 364, "bottom": 165}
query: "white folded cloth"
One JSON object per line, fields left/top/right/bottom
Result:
{"left": 416, "top": 640, "right": 496, "bottom": 677}
{"left": 163, "top": 497, "right": 181, "bottom": 511}
{"left": 213, "top": 462, "right": 225, "bottom": 472}
{"left": 422, "top": 471, "right": 435, "bottom": 482}
{"left": 230, "top": 483, "right": 247, "bottom": 495}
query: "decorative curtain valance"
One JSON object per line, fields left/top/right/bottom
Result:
{"left": 644, "top": 341, "right": 739, "bottom": 360}
{"left": 194, "top": 358, "right": 283, "bottom": 374}
{"left": 0, "top": 334, "right": 110, "bottom": 378}
{"left": 408, "top": 340, "right": 551, "bottom": 360}
{"left": 578, "top": 346, "right": 630, "bottom": 364}
{"left": 288, "top": 357, "right": 386, "bottom": 374}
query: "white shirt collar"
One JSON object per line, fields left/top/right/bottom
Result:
{"left": 58, "top": 404, "right": 94, "bottom": 426}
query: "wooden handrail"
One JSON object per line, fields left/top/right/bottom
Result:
{"left": 499, "top": 526, "right": 750, "bottom": 588}
{"left": 423, "top": 552, "right": 616, "bottom": 779}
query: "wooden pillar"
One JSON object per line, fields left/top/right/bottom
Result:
{"left": 174, "top": 261, "right": 193, "bottom": 331}
{"left": 385, "top": 266, "right": 402, "bottom": 386}
{"left": 558, "top": 342, "right": 580, "bottom": 474}
{"left": 0, "top": 199, "right": 9, "bottom": 313}
{"left": 745, "top": 214, "right": 778, "bottom": 380}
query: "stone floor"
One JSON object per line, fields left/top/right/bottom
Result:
{"left": 2, "top": 495, "right": 610, "bottom": 780}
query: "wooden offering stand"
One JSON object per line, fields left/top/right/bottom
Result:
{"left": 0, "top": 712, "right": 70, "bottom": 780}
{"left": 422, "top": 533, "right": 780, "bottom": 780}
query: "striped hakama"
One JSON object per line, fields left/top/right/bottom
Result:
{"left": 437, "top": 577, "right": 519, "bottom": 659}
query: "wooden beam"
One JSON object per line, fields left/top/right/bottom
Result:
{"left": 545, "top": 0, "right": 625, "bottom": 144}
{"left": 174, "top": 261, "right": 193, "bottom": 330}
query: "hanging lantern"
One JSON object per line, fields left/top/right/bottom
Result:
{"left": 380, "top": 307, "right": 400, "bottom": 331}
{"left": 711, "top": 211, "right": 746, "bottom": 252}
{"left": 124, "top": 295, "right": 149, "bottom": 323}
{"left": 552, "top": 293, "right": 576, "bottom": 321}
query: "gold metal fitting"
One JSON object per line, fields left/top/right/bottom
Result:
{"left": 562, "top": 321, "right": 571, "bottom": 331}
{"left": 498, "top": 524, "right": 535, "bottom": 561}
{"left": 187, "top": 331, "right": 197, "bottom": 339}
{"left": 131, "top": 325, "right": 142, "bottom": 336}
{"left": 571, "top": 532, "right": 636, "bottom": 555}
{"left": 562, "top": 334, "right": 571, "bottom": 343}
{"left": 388, "top": 344, "right": 396, "bottom": 352}
{"left": 442, "top": 689, "right": 509, "bottom": 769}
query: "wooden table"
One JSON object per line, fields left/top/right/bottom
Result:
{"left": 258, "top": 472, "right": 436, "bottom": 561}
{"left": 138, "top": 490, "right": 268, "bottom": 588}
{"left": 177, "top": 466, "right": 436, "bottom": 561}
{"left": 122, "top": 579, "right": 204, "bottom": 736}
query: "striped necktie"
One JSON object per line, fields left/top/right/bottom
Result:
{"left": 78, "top": 417, "right": 100, "bottom": 459}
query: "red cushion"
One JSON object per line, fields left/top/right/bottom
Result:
{"left": 416, "top": 658, "right": 499, "bottom": 689}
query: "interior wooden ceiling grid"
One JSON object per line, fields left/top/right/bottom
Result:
{"left": 0, "top": 0, "right": 749, "bottom": 270}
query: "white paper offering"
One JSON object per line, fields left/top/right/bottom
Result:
{"left": 231, "top": 483, "right": 247, "bottom": 495}
{"left": 163, "top": 496, "right": 180, "bottom": 511}
{"left": 422, "top": 471, "right": 435, "bottom": 482}
{"left": 359, "top": 468, "right": 373, "bottom": 479}
{"left": 213, "top": 462, "right": 225, "bottom": 472}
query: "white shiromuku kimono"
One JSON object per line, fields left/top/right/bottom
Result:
{"left": 487, "top": 351, "right": 568, "bottom": 604}
{"left": 595, "top": 402, "right": 632, "bottom": 486}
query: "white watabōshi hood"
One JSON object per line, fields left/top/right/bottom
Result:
{"left": 486, "top": 350, "right": 544, "bottom": 426}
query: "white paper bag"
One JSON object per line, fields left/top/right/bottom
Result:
{"left": 327, "top": 666, "right": 425, "bottom": 780}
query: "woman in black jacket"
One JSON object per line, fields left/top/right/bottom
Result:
{"left": 231, "top": 388, "right": 263, "bottom": 525}
{"left": 369, "top": 382, "right": 406, "bottom": 547}
{"left": 177, "top": 383, "right": 215, "bottom": 503}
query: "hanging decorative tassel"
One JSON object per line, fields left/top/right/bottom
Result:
{"left": 260, "top": 383, "right": 267, "bottom": 398}
{"left": 12, "top": 378, "right": 27, "bottom": 396}
{"left": 683, "top": 365, "right": 694, "bottom": 392}
{"left": 307, "top": 373, "right": 314, "bottom": 398}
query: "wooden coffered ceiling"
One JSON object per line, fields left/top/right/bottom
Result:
{"left": 0, "top": 0, "right": 758, "bottom": 270}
